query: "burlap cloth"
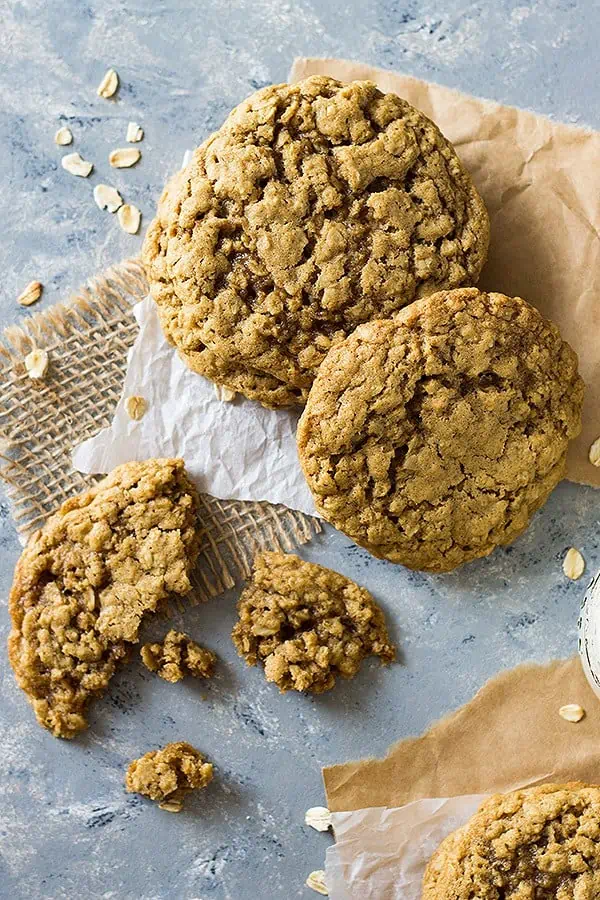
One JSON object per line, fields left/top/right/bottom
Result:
{"left": 0, "top": 259, "right": 320, "bottom": 601}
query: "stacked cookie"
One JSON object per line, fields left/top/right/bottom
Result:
{"left": 144, "top": 76, "right": 584, "bottom": 572}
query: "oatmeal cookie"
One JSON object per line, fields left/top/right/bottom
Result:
{"left": 8, "top": 458, "right": 200, "bottom": 738}
{"left": 141, "top": 629, "right": 216, "bottom": 683}
{"left": 298, "top": 288, "right": 584, "bottom": 572}
{"left": 125, "top": 742, "right": 213, "bottom": 812}
{"left": 143, "top": 76, "right": 489, "bottom": 404}
{"left": 422, "top": 783, "right": 600, "bottom": 899}
{"left": 231, "top": 551, "right": 395, "bottom": 693}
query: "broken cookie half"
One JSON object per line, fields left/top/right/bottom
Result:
{"left": 125, "top": 741, "right": 213, "bottom": 812}
{"left": 232, "top": 552, "right": 395, "bottom": 693}
{"left": 7, "top": 458, "right": 200, "bottom": 738}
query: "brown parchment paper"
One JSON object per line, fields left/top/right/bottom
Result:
{"left": 323, "top": 657, "right": 600, "bottom": 813}
{"left": 290, "top": 58, "right": 600, "bottom": 488}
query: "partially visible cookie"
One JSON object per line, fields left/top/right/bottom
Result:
{"left": 232, "top": 551, "right": 395, "bottom": 693}
{"left": 125, "top": 742, "right": 213, "bottom": 812}
{"left": 7, "top": 458, "right": 200, "bottom": 738}
{"left": 141, "top": 629, "right": 216, "bottom": 683}
{"left": 143, "top": 75, "right": 489, "bottom": 404}
{"left": 298, "top": 288, "right": 584, "bottom": 572}
{"left": 422, "top": 782, "right": 600, "bottom": 898}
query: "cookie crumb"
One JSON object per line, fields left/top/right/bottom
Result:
{"left": 306, "top": 870, "right": 328, "bottom": 895}
{"left": 232, "top": 552, "right": 395, "bottom": 694}
{"left": 17, "top": 281, "right": 43, "bottom": 307}
{"left": 559, "top": 703, "right": 585, "bottom": 723}
{"left": 563, "top": 547, "right": 585, "bottom": 581}
{"left": 141, "top": 630, "right": 216, "bottom": 683}
{"left": 125, "top": 742, "right": 213, "bottom": 810}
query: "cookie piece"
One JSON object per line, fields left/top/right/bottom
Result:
{"left": 125, "top": 742, "right": 213, "bottom": 812}
{"left": 143, "top": 75, "right": 489, "bottom": 403}
{"left": 231, "top": 551, "right": 395, "bottom": 693}
{"left": 298, "top": 288, "right": 584, "bottom": 572}
{"left": 422, "top": 782, "right": 600, "bottom": 898}
{"left": 140, "top": 629, "right": 216, "bottom": 683}
{"left": 8, "top": 458, "right": 200, "bottom": 738}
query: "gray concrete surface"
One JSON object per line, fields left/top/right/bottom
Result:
{"left": 1, "top": 1, "right": 599, "bottom": 898}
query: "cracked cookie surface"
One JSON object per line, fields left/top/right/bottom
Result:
{"left": 232, "top": 551, "right": 395, "bottom": 693}
{"left": 143, "top": 75, "right": 489, "bottom": 405}
{"left": 422, "top": 783, "right": 600, "bottom": 899}
{"left": 141, "top": 629, "right": 216, "bottom": 682}
{"left": 8, "top": 458, "right": 200, "bottom": 738}
{"left": 297, "top": 288, "right": 584, "bottom": 572}
{"left": 125, "top": 742, "right": 213, "bottom": 811}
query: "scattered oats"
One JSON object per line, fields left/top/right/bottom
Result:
{"left": 214, "top": 384, "right": 236, "bottom": 402}
{"left": 306, "top": 871, "right": 328, "bottom": 896}
{"left": 61, "top": 152, "right": 93, "bottom": 177}
{"left": 125, "top": 395, "right": 147, "bottom": 420}
{"left": 118, "top": 204, "right": 141, "bottom": 235}
{"left": 126, "top": 121, "right": 144, "bottom": 142}
{"left": 157, "top": 799, "right": 183, "bottom": 813}
{"left": 305, "top": 807, "right": 332, "bottom": 833}
{"left": 559, "top": 703, "right": 586, "bottom": 723}
{"left": 24, "top": 347, "right": 49, "bottom": 380}
{"left": 97, "top": 68, "right": 119, "bottom": 99}
{"left": 17, "top": 281, "right": 43, "bottom": 307}
{"left": 589, "top": 437, "right": 600, "bottom": 467}
{"left": 563, "top": 547, "right": 585, "bottom": 581}
{"left": 54, "top": 126, "right": 73, "bottom": 146}
{"left": 109, "top": 147, "right": 141, "bottom": 168}
{"left": 93, "top": 184, "right": 123, "bottom": 213}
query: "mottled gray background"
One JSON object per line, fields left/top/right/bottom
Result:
{"left": 1, "top": 1, "right": 599, "bottom": 898}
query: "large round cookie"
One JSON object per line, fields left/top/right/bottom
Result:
{"left": 297, "top": 288, "right": 584, "bottom": 572}
{"left": 143, "top": 76, "right": 489, "bottom": 405}
{"left": 8, "top": 458, "right": 200, "bottom": 738}
{"left": 422, "top": 783, "right": 600, "bottom": 898}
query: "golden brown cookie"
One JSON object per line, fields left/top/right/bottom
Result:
{"left": 231, "top": 551, "right": 395, "bottom": 693}
{"left": 140, "top": 629, "right": 216, "bottom": 683}
{"left": 422, "top": 783, "right": 600, "bottom": 899}
{"left": 143, "top": 75, "right": 489, "bottom": 405}
{"left": 8, "top": 458, "right": 200, "bottom": 738}
{"left": 125, "top": 742, "right": 213, "bottom": 812}
{"left": 297, "top": 288, "right": 584, "bottom": 572}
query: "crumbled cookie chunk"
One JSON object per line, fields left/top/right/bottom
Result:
{"left": 423, "top": 783, "right": 600, "bottom": 899}
{"left": 125, "top": 742, "right": 213, "bottom": 811}
{"left": 143, "top": 76, "right": 489, "bottom": 406}
{"left": 298, "top": 288, "right": 584, "bottom": 572}
{"left": 141, "top": 629, "right": 216, "bottom": 683}
{"left": 232, "top": 552, "right": 395, "bottom": 693}
{"left": 8, "top": 459, "right": 200, "bottom": 738}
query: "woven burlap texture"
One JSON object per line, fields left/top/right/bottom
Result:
{"left": 0, "top": 258, "right": 320, "bottom": 601}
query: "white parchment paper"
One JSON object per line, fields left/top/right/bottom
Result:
{"left": 326, "top": 796, "right": 486, "bottom": 900}
{"left": 72, "top": 296, "right": 318, "bottom": 518}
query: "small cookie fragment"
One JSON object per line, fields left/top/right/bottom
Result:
{"left": 306, "top": 870, "right": 328, "bottom": 895}
{"left": 125, "top": 394, "right": 147, "bottom": 420}
{"left": 93, "top": 184, "right": 123, "bottom": 213}
{"left": 54, "top": 126, "right": 73, "bottom": 146}
{"left": 126, "top": 121, "right": 144, "bottom": 142}
{"left": 559, "top": 703, "right": 585, "bottom": 723}
{"left": 125, "top": 742, "right": 213, "bottom": 811}
{"left": 62, "top": 152, "right": 93, "bottom": 177}
{"left": 563, "top": 547, "right": 585, "bottom": 581}
{"left": 17, "top": 280, "right": 43, "bottom": 307}
{"left": 305, "top": 806, "right": 332, "bottom": 832}
{"left": 118, "top": 204, "right": 141, "bottom": 234}
{"left": 232, "top": 552, "right": 395, "bottom": 693}
{"left": 97, "top": 68, "right": 119, "bottom": 99}
{"left": 24, "top": 347, "right": 49, "bottom": 379}
{"left": 7, "top": 458, "right": 201, "bottom": 738}
{"left": 109, "top": 148, "right": 141, "bottom": 168}
{"left": 141, "top": 629, "right": 217, "bottom": 683}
